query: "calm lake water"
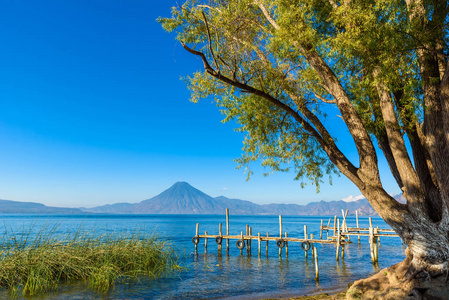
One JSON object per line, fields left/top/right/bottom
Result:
{"left": 0, "top": 214, "right": 405, "bottom": 299}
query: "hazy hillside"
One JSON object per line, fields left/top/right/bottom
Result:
{"left": 85, "top": 202, "right": 135, "bottom": 214}
{"left": 0, "top": 199, "right": 83, "bottom": 214}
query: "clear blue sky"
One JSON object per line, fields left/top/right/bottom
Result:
{"left": 0, "top": 1, "right": 400, "bottom": 208}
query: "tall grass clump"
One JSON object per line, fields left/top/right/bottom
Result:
{"left": 0, "top": 226, "right": 181, "bottom": 296}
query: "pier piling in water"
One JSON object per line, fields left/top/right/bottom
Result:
{"left": 336, "top": 219, "right": 341, "bottom": 261}
{"left": 320, "top": 219, "right": 323, "bottom": 240}
{"left": 314, "top": 247, "right": 319, "bottom": 281}
{"left": 310, "top": 234, "right": 314, "bottom": 258}
{"left": 333, "top": 215, "right": 337, "bottom": 236}
{"left": 249, "top": 227, "right": 252, "bottom": 256}
{"left": 240, "top": 231, "right": 244, "bottom": 255}
{"left": 279, "top": 216, "right": 283, "bottom": 257}
{"left": 226, "top": 209, "right": 229, "bottom": 255}
{"left": 304, "top": 225, "right": 308, "bottom": 260}
{"left": 266, "top": 232, "right": 269, "bottom": 256}
{"left": 218, "top": 223, "right": 222, "bottom": 255}
{"left": 195, "top": 223, "right": 199, "bottom": 254}
{"left": 246, "top": 225, "right": 249, "bottom": 256}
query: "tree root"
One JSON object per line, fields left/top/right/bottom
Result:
{"left": 347, "top": 257, "right": 449, "bottom": 300}
{"left": 404, "top": 264, "right": 448, "bottom": 282}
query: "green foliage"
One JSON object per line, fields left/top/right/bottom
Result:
{"left": 159, "top": 0, "right": 431, "bottom": 190}
{"left": 0, "top": 226, "right": 180, "bottom": 296}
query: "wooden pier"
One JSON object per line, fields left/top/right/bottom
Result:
{"left": 193, "top": 209, "right": 402, "bottom": 280}
{"left": 319, "top": 209, "right": 401, "bottom": 265}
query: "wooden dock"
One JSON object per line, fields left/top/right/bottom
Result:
{"left": 193, "top": 209, "right": 402, "bottom": 280}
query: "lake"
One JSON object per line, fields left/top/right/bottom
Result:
{"left": 0, "top": 213, "right": 405, "bottom": 299}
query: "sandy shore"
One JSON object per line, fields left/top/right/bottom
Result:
{"left": 265, "top": 289, "right": 347, "bottom": 300}
{"left": 287, "top": 291, "right": 346, "bottom": 299}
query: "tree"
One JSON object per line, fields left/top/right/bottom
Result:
{"left": 160, "top": 0, "right": 449, "bottom": 281}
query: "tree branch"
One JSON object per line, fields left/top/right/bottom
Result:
{"left": 201, "top": 11, "right": 220, "bottom": 72}
{"left": 256, "top": 2, "right": 280, "bottom": 30}
{"left": 391, "top": 83, "right": 442, "bottom": 222}
{"left": 181, "top": 41, "right": 363, "bottom": 187}
{"left": 314, "top": 93, "right": 336, "bottom": 104}
{"left": 377, "top": 131, "right": 404, "bottom": 190}
{"left": 373, "top": 68, "right": 428, "bottom": 219}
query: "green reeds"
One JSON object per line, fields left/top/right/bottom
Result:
{"left": 0, "top": 226, "right": 180, "bottom": 296}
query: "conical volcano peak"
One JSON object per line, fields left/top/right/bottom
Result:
{"left": 132, "top": 181, "right": 221, "bottom": 214}
{"left": 163, "top": 182, "right": 209, "bottom": 198}
{"left": 170, "top": 181, "right": 192, "bottom": 188}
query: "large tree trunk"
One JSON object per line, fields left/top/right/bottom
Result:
{"left": 400, "top": 216, "right": 449, "bottom": 276}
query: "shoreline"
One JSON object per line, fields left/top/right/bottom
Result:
{"left": 287, "top": 290, "right": 346, "bottom": 300}
{"left": 262, "top": 286, "right": 347, "bottom": 300}
{"left": 269, "top": 289, "right": 347, "bottom": 300}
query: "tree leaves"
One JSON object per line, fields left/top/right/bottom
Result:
{"left": 159, "top": 0, "right": 440, "bottom": 192}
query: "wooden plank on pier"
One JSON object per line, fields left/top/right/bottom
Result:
{"left": 196, "top": 234, "right": 351, "bottom": 244}
{"left": 322, "top": 226, "right": 395, "bottom": 233}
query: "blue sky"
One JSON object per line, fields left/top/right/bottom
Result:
{"left": 0, "top": 1, "right": 400, "bottom": 208}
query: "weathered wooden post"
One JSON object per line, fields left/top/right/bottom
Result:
{"left": 377, "top": 226, "right": 381, "bottom": 246}
{"left": 285, "top": 232, "right": 288, "bottom": 257}
{"left": 246, "top": 224, "right": 249, "bottom": 256}
{"left": 258, "top": 232, "right": 261, "bottom": 256}
{"left": 327, "top": 218, "right": 331, "bottom": 239}
{"left": 218, "top": 223, "right": 222, "bottom": 255}
{"left": 356, "top": 210, "right": 360, "bottom": 243}
{"left": 320, "top": 219, "right": 323, "bottom": 240}
{"left": 240, "top": 231, "right": 244, "bottom": 255}
{"left": 333, "top": 215, "right": 337, "bottom": 236}
{"left": 374, "top": 227, "right": 379, "bottom": 264}
{"left": 195, "top": 223, "right": 199, "bottom": 254}
{"left": 205, "top": 231, "right": 208, "bottom": 253}
{"left": 249, "top": 226, "right": 252, "bottom": 256}
{"left": 342, "top": 209, "right": 349, "bottom": 241}
{"left": 310, "top": 233, "right": 315, "bottom": 258}
{"left": 266, "top": 232, "right": 269, "bottom": 256}
{"left": 314, "top": 247, "right": 319, "bottom": 281}
{"left": 336, "top": 219, "right": 341, "bottom": 261}
{"left": 279, "top": 215, "right": 283, "bottom": 257}
{"left": 369, "top": 217, "right": 375, "bottom": 264}
{"left": 304, "top": 225, "right": 308, "bottom": 260}
{"left": 279, "top": 215, "right": 283, "bottom": 237}
{"left": 226, "top": 209, "right": 230, "bottom": 255}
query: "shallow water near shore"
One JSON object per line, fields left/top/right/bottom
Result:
{"left": 0, "top": 214, "right": 405, "bottom": 299}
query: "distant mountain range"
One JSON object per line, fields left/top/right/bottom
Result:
{"left": 0, "top": 199, "right": 83, "bottom": 214}
{"left": 0, "top": 182, "right": 405, "bottom": 215}
{"left": 83, "top": 181, "right": 395, "bottom": 216}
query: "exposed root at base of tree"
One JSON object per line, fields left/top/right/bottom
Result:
{"left": 346, "top": 249, "right": 449, "bottom": 299}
